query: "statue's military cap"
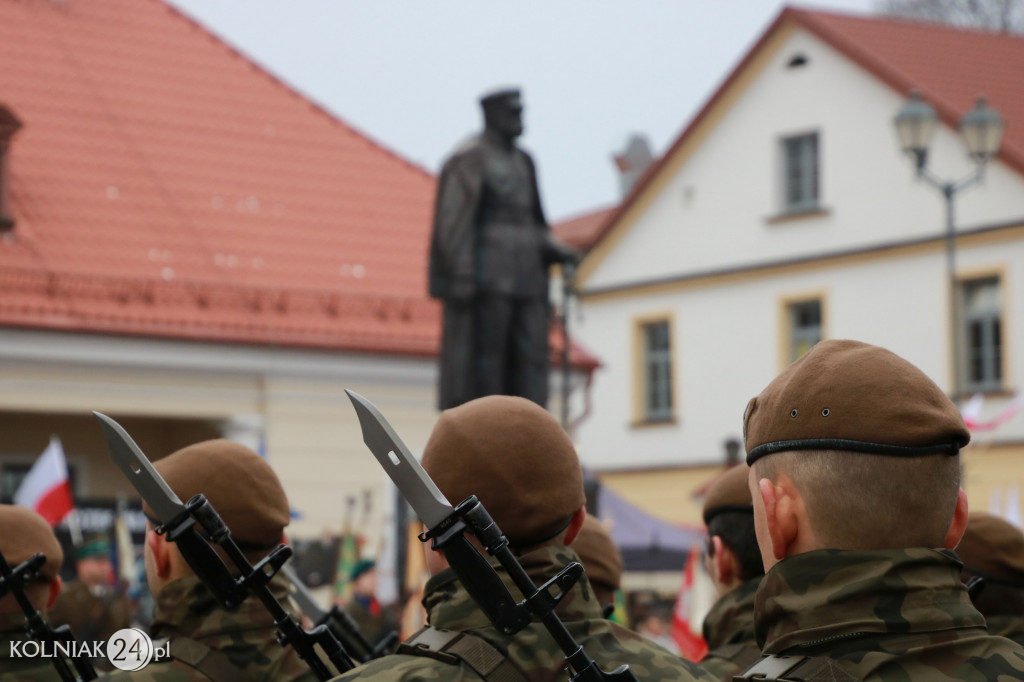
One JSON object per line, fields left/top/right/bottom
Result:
{"left": 421, "top": 395, "right": 585, "bottom": 547}
{"left": 702, "top": 465, "right": 753, "bottom": 525}
{"left": 744, "top": 339, "right": 969, "bottom": 465}
{"left": 479, "top": 87, "right": 522, "bottom": 110}
{"left": 0, "top": 504, "right": 63, "bottom": 581}
{"left": 957, "top": 512, "right": 1024, "bottom": 585}
{"left": 146, "top": 439, "right": 290, "bottom": 548}
{"left": 572, "top": 515, "right": 623, "bottom": 592}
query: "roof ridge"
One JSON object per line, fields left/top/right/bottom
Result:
{"left": 788, "top": 4, "right": 1024, "bottom": 40}
{"left": 154, "top": 0, "right": 436, "bottom": 183}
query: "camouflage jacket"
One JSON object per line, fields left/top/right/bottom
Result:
{"left": 329, "top": 545, "right": 712, "bottom": 682}
{"left": 102, "top": 573, "right": 317, "bottom": 682}
{"left": 0, "top": 612, "right": 63, "bottom": 681}
{"left": 754, "top": 547, "right": 1024, "bottom": 680}
{"left": 984, "top": 614, "right": 1024, "bottom": 648}
{"left": 697, "top": 578, "right": 760, "bottom": 681}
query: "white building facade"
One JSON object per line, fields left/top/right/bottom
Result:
{"left": 573, "top": 9, "right": 1024, "bottom": 521}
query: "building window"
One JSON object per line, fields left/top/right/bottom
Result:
{"left": 0, "top": 464, "right": 31, "bottom": 504}
{"left": 641, "top": 319, "right": 673, "bottom": 421}
{"left": 781, "top": 133, "right": 819, "bottom": 214}
{"left": 961, "top": 277, "right": 1002, "bottom": 393}
{"left": 787, "top": 299, "right": 822, "bottom": 363}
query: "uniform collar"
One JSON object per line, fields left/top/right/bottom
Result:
{"left": 422, "top": 544, "right": 603, "bottom": 631}
{"left": 150, "top": 572, "right": 289, "bottom": 641}
{"left": 755, "top": 547, "right": 984, "bottom": 653}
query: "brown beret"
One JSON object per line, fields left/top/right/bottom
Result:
{"left": 0, "top": 505, "right": 63, "bottom": 582}
{"left": 421, "top": 396, "right": 585, "bottom": 547}
{"left": 146, "top": 439, "right": 290, "bottom": 548}
{"left": 744, "top": 340, "right": 969, "bottom": 465}
{"left": 957, "top": 512, "right": 1024, "bottom": 585}
{"left": 702, "top": 465, "right": 753, "bottom": 525}
{"left": 572, "top": 515, "right": 623, "bottom": 591}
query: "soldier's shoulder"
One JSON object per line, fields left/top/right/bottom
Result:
{"left": 329, "top": 653, "right": 474, "bottom": 682}
{"left": 590, "top": 622, "right": 714, "bottom": 680}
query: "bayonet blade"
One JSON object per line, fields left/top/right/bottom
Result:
{"left": 345, "top": 390, "right": 454, "bottom": 529}
{"left": 93, "top": 412, "right": 185, "bottom": 523}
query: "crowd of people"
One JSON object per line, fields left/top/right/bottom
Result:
{"left": 2, "top": 339, "right": 1024, "bottom": 680}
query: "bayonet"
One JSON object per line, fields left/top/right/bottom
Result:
{"left": 345, "top": 391, "right": 638, "bottom": 682}
{"left": 346, "top": 390, "right": 453, "bottom": 529}
{"left": 94, "top": 412, "right": 356, "bottom": 680}
{"left": 94, "top": 412, "right": 185, "bottom": 524}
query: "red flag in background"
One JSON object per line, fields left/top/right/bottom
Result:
{"left": 671, "top": 544, "right": 708, "bottom": 661}
{"left": 14, "top": 436, "right": 73, "bottom": 526}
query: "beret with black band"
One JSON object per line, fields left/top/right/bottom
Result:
{"left": 744, "top": 339, "right": 969, "bottom": 466}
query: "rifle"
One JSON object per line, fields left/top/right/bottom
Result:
{"left": 93, "top": 412, "right": 356, "bottom": 681}
{"left": 346, "top": 390, "right": 638, "bottom": 682}
{"left": 282, "top": 563, "right": 397, "bottom": 662}
{"left": 0, "top": 549, "right": 97, "bottom": 681}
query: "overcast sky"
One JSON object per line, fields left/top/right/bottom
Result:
{"left": 165, "top": 1, "right": 878, "bottom": 221}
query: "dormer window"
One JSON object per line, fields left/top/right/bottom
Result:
{"left": 0, "top": 104, "right": 23, "bottom": 231}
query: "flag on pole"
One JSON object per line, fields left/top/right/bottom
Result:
{"left": 14, "top": 436, "right": 73, "bottom": 526}
{"left": 671, "top": 545, "right": 709, "bottom": 661}
{"left": 607, "top": 588, "right": 629, "bottom": 626}
{"left": 332, "top": 496, "right": 360, "bottom": 603}
{"left": 113, "top": 496, "right": 137, "bottom": 593}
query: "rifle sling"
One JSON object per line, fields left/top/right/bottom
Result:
{"left": 734, "top": 654, "right": 862, "bottom": 682}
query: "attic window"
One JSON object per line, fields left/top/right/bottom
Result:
{"left": 0, "top": 104, "right": 23, "bottom": 231}
{"left": 787, "top": 54, "right": 809, "bottom": 69}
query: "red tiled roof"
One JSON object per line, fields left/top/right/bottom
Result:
{"left": 552, "top": 205, "right": 617, "bottom": 252}
{"left": 0, "top": 0, "right": 599, "bottom": 370}
{"left": 789, "top": 8, "right": 1024, "bottom": 170}
{"left": 582, "top": 6, "right": 1024, "bottom": 259}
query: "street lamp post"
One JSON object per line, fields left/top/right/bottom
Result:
{"left": 894, "top": 91, "right": 1004, "bottom": 403}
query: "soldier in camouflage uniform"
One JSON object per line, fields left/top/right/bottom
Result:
{"left": 955, "top": 511, "right": 1024, "bottom": 646}
{"left": 330, "top": 396, "right": 712, "bottom": 682}
{"left": 740, "top": 339, "right": 1024, "bottom": 680}
{"left": 103, "top": 439, "right": 317, "bottom": 682}
{"left": 47, "top": 535, "right": 131, "bottom": 672}
{"left": 0, "top": 505, "right": 66, "bottom": 681}
{"left": 697, "top": 465, "right": 763, "bottom": 681}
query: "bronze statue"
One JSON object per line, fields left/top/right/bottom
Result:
{"left": 429, "top": 88, "right": 578, "bottom": 410}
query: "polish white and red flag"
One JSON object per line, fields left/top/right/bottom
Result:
{"left": 14, "top": 436, "right": 74, "bottom": 526}
{"left": 671, "top": 544, "right": 709, "bottom": 661}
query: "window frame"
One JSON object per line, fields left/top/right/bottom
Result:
{"left": 631, "top": 312, "right": 677, "bottom": 426}
{"left": 958, "top": 272, "right": 1006, "bottom": 395}
{"left": 778, "top": 291, "right": 828, "bottom": 370}
{"left": 779, "top": 131, "right": 821, "bottom": 215}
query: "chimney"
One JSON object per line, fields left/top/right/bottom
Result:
{"left": 723, "top": 438, "right": 742, "bottom": 467}
{"left": 612, "top": 134, "right": 654, "bottom": 197}
{"left": 0, "top": 103, "right": 23, "bottom": 231}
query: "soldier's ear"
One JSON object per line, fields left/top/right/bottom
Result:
{"left": 148, "top": 528, "right": 172, "bottom": 579}
{"left": 710, "top": 536, "right": 737, "bottom": 586}
{"left": 563, "top": 506, "right": 587, "bottom": 546}
{"left": 759, "top": 476, "right": 799, "bottom": 562}
{"left": 943, "top": 488, "right": 970, "bottom": 550}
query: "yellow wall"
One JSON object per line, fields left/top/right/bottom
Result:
{"left": 597, "top": 464, "right": 724, "bottom": 527}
